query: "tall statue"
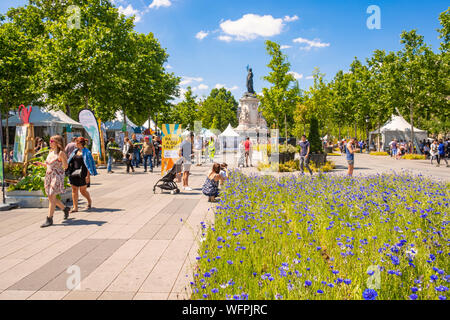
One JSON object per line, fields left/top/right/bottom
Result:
{"left": 246, "top": 68, "right": 255, "bottom": 94}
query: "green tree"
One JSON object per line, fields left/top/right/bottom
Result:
{"left": 0, "top": 18, "right": 39, "bottom": 150}
{"left": 259, "top": 40, "right": 300, "bottom": 142}
{"left": 199, "top": 87, "right": 238, "bottom": 132}
{"left": 308, "top": 117, "right": 322, "bottom": 153}
{"left": 171, "top": 87, "right": 199, "bottom": 130}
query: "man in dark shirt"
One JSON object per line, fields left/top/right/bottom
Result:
{"left": 299, "top": 135, "right": 313, "bottom": 175}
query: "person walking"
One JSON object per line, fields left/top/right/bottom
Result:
{"left": 202, "top": 163, "right": 228, "bottom": 202}
{"left": 106, "top": 137, "right": 115, "bottom": 173}
{"left": 123, "top": 137, "right": 135, "bottom": 173}
{"left": 299, "top": 135, "right": 313, "bottom": 175}
{"left": 244, "top": 137, "right": 252, "bottom": 167}
{"left": 37, "top": 135, "right": 70, "bottom": 228}
{"left": 438, "top": 139, "right": 448, "bottom": 167}
{"left": 179, "top": 132, "right": 193, "bottom": 191}
{"left": 67, "top": 137, "right": 97, "bottom": 212}
{"left": 346, "top": 137, "right": 358, "bottom": 177}
{"left": 430, "top": 140, "right": 439, "bottom": 166}
{"left": 153, "top": 135, "right": 161, "bottom": 168}
{"left": 131, "top": 134, "right": 141, "bottom": 168}
{"left": 65, "top": 136, "right": 77, "bottom": 157}
{"left": 142, "top": 136, "right": 155, "bottom": 172}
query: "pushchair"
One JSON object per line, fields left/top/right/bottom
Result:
{"left": 153, "top": 158, "right": 183, "bottom": 194}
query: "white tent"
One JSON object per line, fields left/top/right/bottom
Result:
{"left": 3, "top": 106, "right": 83, "bottom": 128}
{"left": 142, "top": 119, "right": 161, "bottom": 133}
{"left": 103, "top": 111, "right": 137, "bottom": 134}
{"left": 2, "top": 106, "right": 84, "bottom": 137}
{"left": 369, "top": 115, "right": 428, "bottom": 152}
{"left": 218, "top": 124, "right": 241, "bottom": 152}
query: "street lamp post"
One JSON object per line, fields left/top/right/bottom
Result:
{"left": 365, "top": 116, "right": 370, "bottom": 154}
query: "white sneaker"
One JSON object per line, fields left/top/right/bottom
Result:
{"left": 184, "top": 187, "right": 193, "bottom": 191}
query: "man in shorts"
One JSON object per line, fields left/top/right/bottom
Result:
{"left": 179, "top": 132, "right": 193, "bottom": 191}
{"left": 298, "top": 135, "right": 313, "bottom": 175}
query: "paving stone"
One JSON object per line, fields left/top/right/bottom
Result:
{"left": 28, "top": 290, "right": 68, "bottom": 300}
{"left": 41, "top": 239, "right": 126, "bottom": 291}
{"left": 139, "top": 257, "right": 185, "bottom": 293}
{"left": 106, "top": 240, "right": 170, "bottom": 292}
{"left": 63, "top": 290, "right": 102, "bottom": 300}
{"left": 0, "top": 290, "right": 35, "bottom": 300}
{"left": 133, "top": 292, "right": 169, "bottom": 300}
{"left": 153, "top": 224, "right": 182, "bottom": 240}
{"left": 132, "top": 223, "right": 162, "bottom": 240}
{"left": 98, "top": 291, "right": 135, "bottom": 300}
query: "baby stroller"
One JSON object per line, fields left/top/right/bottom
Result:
{"left": 153, "top": 158, "right": 183, "bottom": 194}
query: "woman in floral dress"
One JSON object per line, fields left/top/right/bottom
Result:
{"left": 36, "top": 135, "right": 70, "bottom": 228}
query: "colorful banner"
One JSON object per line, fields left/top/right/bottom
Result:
{"left": 161, "top": 124, "right": 182, "bottom": 176}
{"left": 78, "top": 109, "right": 101, "bottom": 157}
{"left": 13, "top": 125, "right": 27, "bottom": 163}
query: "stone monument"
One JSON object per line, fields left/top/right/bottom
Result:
{"left": 235, "top": 67, "right": 267, "bottom": 142}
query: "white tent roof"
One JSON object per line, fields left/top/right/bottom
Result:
{"left": 104, "top": 111, "right": 137, "bottom": 131}
{"left": 2, "top": 106, "right": 84, "bottom": 128}
{"left": 142, "top": 119, "right": 160, "bottom": 132}
{"left": 370, "top": 115, "right": 427, "bottom": 134}
{"left": 201, "top": 128, "right": 216, "bottom": 138}
{"left": 219, "top": 124, "right": 240, "bottom": 137}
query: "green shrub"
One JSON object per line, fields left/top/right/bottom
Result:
{"left": 370, "top": 151, "right": 389, "bottom": 156}
{"left": 402, "top": 154, "right": 426, "bottom": 160}
{"left": 308, "top": 117, "right": 322, "bottom": 153}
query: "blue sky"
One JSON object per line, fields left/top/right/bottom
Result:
{"left": 1, "top": 0, "right": 448, "bottom": 101}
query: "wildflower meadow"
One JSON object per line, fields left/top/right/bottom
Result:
{"left": 191, "top": 172, "right": 449, "bottom": 300}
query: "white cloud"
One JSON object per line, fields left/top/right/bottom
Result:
{"left": 165, "top": 64, "right": 173, "bottom": 69}
{"left": 149, "top": 0, "right": 172, "bottom": 9}
{"left": 192, "top": 84, "right": 209, "bottom": 91}
{"left": 283, "top": 15, "right": 299, "bottom": 22}
{"left": 180, "top": 76, "right": 203, "bottom": 86}
{"left": 293, "top": 37, "right": 330, "bottom": 50}
{"left": 280, "top": 45, "right": 292, "bottom": 49}
{"left": 215, "top": 84, "right": 239, "bottom": 91}
{"left": 118, "top": 4, "right": 142, "bottom": 22}
{"left": 288, "top": 71, "right": 303, "bottom": 80}
{"left": 196, "top": 31, "right": 209, "bottom": 40}
{"left": 219, "top": 14, "right": 285, "bottom": 41}
{"left": 306, "top": 75, "right": 314, "bottom": 80}
{"left": 218, "top": 35, "right": 233, "bottom": 42}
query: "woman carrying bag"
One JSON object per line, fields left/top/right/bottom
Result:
{"left": 36, "top": 135, "right": 71, "bottom": 228}
{"left": 66, "top": 137, "right": 98, "bottom": 212}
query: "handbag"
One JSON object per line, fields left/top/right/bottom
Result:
{"left": 71, "top": 169, "right": 82, "bottom": 178}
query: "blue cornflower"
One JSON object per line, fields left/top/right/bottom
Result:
{"left": 204, "top": 272, "right": 211, "bottom": 278}
{"left": 367, "top": 270, "right": 375, "bottom": 276}
{"left": 411, "top": 287, "right": 418, "bottom": 293}
{"left": 202, "top": 294, "right": 208, "bottom": 298}
{"left": 317, "top": 290, "right": 323, "bottom": 294}
{"left": 391, "top": 256, "right": 400, "bottom": 265}
{"left": 227, "top": 260, "right": 233, "bottom": 265}
{"left": 211, "top": 288, "right": 219, "bottom": 293}
{"left": 362, "top": 289, "right": 378, "bottom": 300}
{"left": 344, "top": 279, "right": 352, "bottom": 285}
{"left": 409, "top": 294, "right": 418, "bottom": 300}
{"left": 305, "top": 280, "right": 312, "bottom": 286}
{"left": 430, "top": 275, "right": 438, "bottom": 282}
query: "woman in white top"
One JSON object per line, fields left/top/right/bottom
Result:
{"left": 430, "top": 140, "right": 439, "bottom": 166}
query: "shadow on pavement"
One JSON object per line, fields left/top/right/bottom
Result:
{"left": 59, "top": 219, "right": 107, "bottom": 226}
{"left": 85, "top": 208, "right": 123, "bottom": 213}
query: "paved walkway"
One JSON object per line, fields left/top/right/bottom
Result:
{"left": 0, "top": 153, "right": 447, "bottom": 300}
{"left": 0, "top": 163, "right": 214, "bottom": 300}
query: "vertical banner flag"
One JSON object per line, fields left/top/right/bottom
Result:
{"left": 13, "top": 126, "right": 27, "bottom": 163}
{"left": 161, "top": 124, "right": 182, "bottom": 176}
{"left": 78, "top": 109, "right": 101, "bottom": 157}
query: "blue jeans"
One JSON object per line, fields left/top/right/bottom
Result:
{"left": 133, "top": 149, "right": 141, "bottom": 167}
{"left": 107, "top": 155, "right": 113, "bottom": 172}
{"left": 143, "top": 154, "right": 153, "bottom": 171}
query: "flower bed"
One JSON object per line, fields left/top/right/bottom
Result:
{"left": 370, "top": 152, "right": 389, "bottom": 156}
{"left": 402, "top": 154, "right": 426, "bottom": 160}
{"left": 191, "top": 172, "right": 449, "bottom": 300}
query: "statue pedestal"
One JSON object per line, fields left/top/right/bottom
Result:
{"left": 235, "top": 94, "right": 267, "bottom": 143}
